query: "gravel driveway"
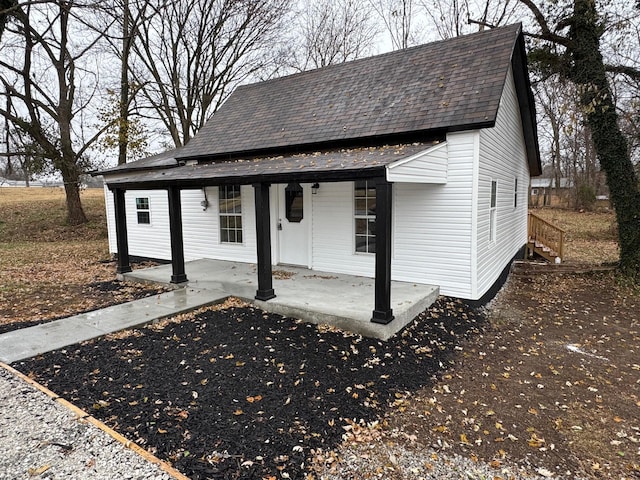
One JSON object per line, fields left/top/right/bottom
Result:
{"left": 0, "top": 365, "right": 177, "bottom": 480}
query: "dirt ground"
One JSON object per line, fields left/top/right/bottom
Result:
{"left": 381, "top": 269, "right": 640, "bottom": 479}
{"left": 2, "top": 189, "right": 638, "bottom": 478}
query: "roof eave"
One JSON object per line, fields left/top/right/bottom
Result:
{"left": 176, "top": 127, "right": 479, "bottom": 163}
{"left": 106, "top": 165, "right": 389, "bottom": 191}
{"left": 511, "top": 28, "right": 542, "bottom": 176}
{"left": 98, "top": 164, "right": 179, "bottom": 177}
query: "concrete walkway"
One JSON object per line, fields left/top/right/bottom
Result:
{"left": 0, "top": 259, "right": 439, "bottom": 363}
{"left": 0, "top": 288, "right": 226, "bottom": 364}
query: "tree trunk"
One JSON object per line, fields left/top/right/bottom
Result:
{"left": 569, "top": 0, "right": 640, "bottom": 276}
{"left": 60, "top": 162, "right": 87, "bottom": 225}
{"left": 118, "top": 0, "right": 130, "bottom": 165}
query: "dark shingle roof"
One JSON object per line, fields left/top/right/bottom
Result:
{"left": 98, "top": 148, "right": 181, "bottom": 175}
{"left": 107, "top": 143, "right": 436, "bottom": 189}
{"left": 179, "top": 24, "right": 523, "bottom": 161}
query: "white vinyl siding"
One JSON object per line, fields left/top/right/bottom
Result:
{"left": 476, "top": 64, "right": 530, "bottom": 298}
{"left": 114, "top": 189, "right": 171, "bottom": 260}
{"left": 104, "top": 185, "right": 117, "bottom": 253}
{"left": 386, "top": 143, "right": 448, "bottom": 183}
{"left": 181, "top": 187, "right": 257, "bottom": 263}
{"left": 312, "top": 182, "right": 375, "bottom": 277}
{"left": 104, "top": 185, "right": 257, "bottom": 263}
{"left": 392, "top": 131, "right": 476, "bottom": 298}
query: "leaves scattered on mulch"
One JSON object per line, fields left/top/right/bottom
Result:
{"left": 15, "top": 297, "right": 485, "bottom": 479}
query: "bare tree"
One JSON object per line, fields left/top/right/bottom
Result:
{"left": 92, "top": 0, "right": 153, "bottom": 164}
{"left": 0, "top": 0, "right": 16, "bottom": 39}
{"left": 130, "top": 0, "right": 292, "bottom": 148}
{"left": 0, "top": 0, "right": 108, "bottom": 224}
{"left": 534, "top": 77, "right": 568, "bottom": 202}
{"left": 288, "top": 0, "right": 378, "bottom": 70}
{"left": 369, "top": 0, "right": 418, "bottom": 49}
{"left": 418, "top": 0, "right": 523, "bottom": 40}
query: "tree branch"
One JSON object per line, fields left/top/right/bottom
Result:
{"left": 518, "top": 0, "right": 570, "bottom": 47}
{"left": 605, "top": 64, "right": 640, "bottom": 81}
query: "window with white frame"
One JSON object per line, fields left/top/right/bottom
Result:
{"left": 135, "top": 197, "right": 150, "bottom": 224}
{"left": 354, "top": 180, "right": 376, "bottom": 253}
{"left": 514, "top": 177, "right": 518, "bottom": 208}
{"left": 490, "top": 180, "right": 497, "bottom": 243}
{"left": 219, "top": 185, "right": 243, "bottom": 243}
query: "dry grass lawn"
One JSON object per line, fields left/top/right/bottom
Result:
{"left": 531, "top": 207, "right": 619, "bottom": 264}
{"left": 0, "top": 188, "right": 115, "bottom": 325}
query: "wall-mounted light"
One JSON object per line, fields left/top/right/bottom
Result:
{"left": 312, "top": 183, "right": 320, "bottom": 195}
{"left": 201, "top": 187, "right": 209, "bottom": 210}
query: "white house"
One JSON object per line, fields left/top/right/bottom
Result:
{"left": 100, "top": 23, "right": 541, "bottom": 325}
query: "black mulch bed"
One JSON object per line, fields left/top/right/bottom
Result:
{"left": 0, "top": 280, "right": 168, "bottom": 335}
{"left": 15, "top": 297, "right": 485, "bottom": 479}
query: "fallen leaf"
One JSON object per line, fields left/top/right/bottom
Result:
{"left": 28, "top": 465, "right": 50, "bottom": 476}
{"left": 528, "top": 434, "right": 545, "bottom": 448}
{"left": 537, "top": 467, "right": 554, "bottom": 477}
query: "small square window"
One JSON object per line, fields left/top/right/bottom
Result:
{"left": 136, "top": 197, "right": 150, "bottom": 224}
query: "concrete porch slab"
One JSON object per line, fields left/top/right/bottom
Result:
{"left": 124, "top": 259, "right": 439, "bottom": 340}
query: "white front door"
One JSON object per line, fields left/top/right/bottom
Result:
{"left": 277, "top": 183, "right": 310, "bottom": 266}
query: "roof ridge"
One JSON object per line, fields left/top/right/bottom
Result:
{"left": 236, "top": 23, "right": 522, "bottom": 92}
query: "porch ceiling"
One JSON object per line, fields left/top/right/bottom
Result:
{"left": 105, "top": 142, "right": 437, "bottom": 190}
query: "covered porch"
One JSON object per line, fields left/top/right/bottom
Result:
{"left": 106, "top": 143, "right": 443, "bottom": 329}
{"left": 122, "top": 258, "right": 439, "bottom": 340}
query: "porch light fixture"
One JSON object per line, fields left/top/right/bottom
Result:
{"left": 200, "top": 187, "right": 209, "bottom": 210}
{"left": 312, "top": 183, "right": 320, "bottom": 194}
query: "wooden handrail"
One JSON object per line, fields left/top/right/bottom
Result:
{"left": 528, "top": 212, "right": 566, "bottom": 233}
{"left": 528, "top": 212, "right": 565, "bottom": 261}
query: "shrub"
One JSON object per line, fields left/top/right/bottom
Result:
{"left": 576, "top": 184, "right": 596, "bottom": 210}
